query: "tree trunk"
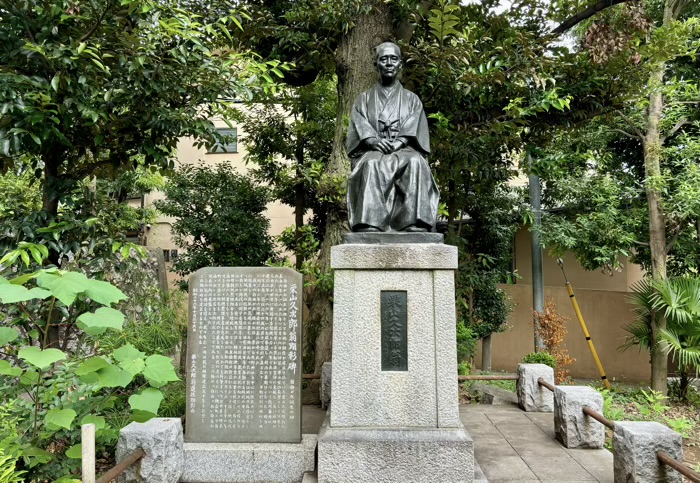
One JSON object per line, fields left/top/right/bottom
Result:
{"left": 481, "top": 334, "right": 492, "bottom": 372}
{"left": 295, "top": 136, "right": 306, "bottom": 271}
{"left": 306, "top": 2, "right": 393, "bottom": 376}
{"left": 42, "top": 155, "right": 62, "bottom": 348}
{"left": 643, "top": 0, "right": 676, "bottom": 396}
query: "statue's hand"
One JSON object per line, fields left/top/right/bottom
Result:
{"left": 368, "top": 138, "right": 393, "bottom": 154}
{"left": 389, "top": 140, "right": 405, "bottom": 152}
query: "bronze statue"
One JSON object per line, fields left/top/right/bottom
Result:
{"left": 346, "top": 42, "right": 439, "bottom": 233}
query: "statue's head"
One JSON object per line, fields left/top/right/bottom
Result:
{"left": 374, "top": 42, "right": 402, "bottom": 80}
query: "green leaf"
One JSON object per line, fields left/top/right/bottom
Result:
{"left": 65, "top": 444, "right": 82, "bottom": 459}
{"left": 75, "top": 357, "right": 110, "bottom": 376}
{"left": 142, "top": 355, "right": 179, "bottom": 387}
{"left": 0, "top": 327, "right": 19, "bottom": 345}
{"left": 10, "top": 270, "right": 41, "bottom": 285}
{"left": 0, "top": 284, "right": 51, "bottom": 303}
{"left": 120, "top": 357, "right": 145, "bottom": 375}
{"left": 20, "top": 370, "right": 39, "bottom": 385}
{"left": 77, "top": 307, "right": 125, "bottom": 335}
{"left": 84, "top": 279, "right": 127, "bottom": 306}
{"left": 19, "top": 347, "right": 66, "bottom": 369}
{"left": 51, "top": 74, "right": 60, "bottom": 91}
{"left": 36, "top": 271, "right": 90, "bottom": 306}
{"left": 113, "top": 343, "right": 145, "bottom": 362}
{"left": 80, "top": 414, "right": 106, "bottom": 431}
{"left": 95, "top": 365, "right": 133, "bottom": 388}
{"left": 0, "top": 360, "right": 22, "bottom": 377}
{"left": 128, "top": 387, "right": 163, "bottom": 414}
{"left": 131, "top": 410, "right": 157, "bottom": 423}
{"left": 45, "top": 408, "right": 77, "bottom": 430}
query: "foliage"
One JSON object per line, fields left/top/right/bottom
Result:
{"left": 624, "top": 277, "right": 700, "bottom": 400}
{"left": 522, "top": 351, "right": 557, "bottom": 369}
{"left": 0, "top": 0, "right": 285, "bottom": 227}
{"left": 456, "top": 322, "right": 477, "bottom": 364}
{"left": 0, "top": 447, "right": 24, "bottom": 483}
{"left": 0, "top": 266, "right": 179, "bottom": 480}
{"left": 533, "top": 299, "right": 575, "bottom": 384}
{"left": 457, "top": 361, "right": 471, "bottom": 376}
{"left": 155, "top": 163, "right": 276, "bottom": 289}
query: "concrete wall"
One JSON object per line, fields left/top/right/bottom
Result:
{"left": 475, "top": 284, "right": 651, "bottom": 383}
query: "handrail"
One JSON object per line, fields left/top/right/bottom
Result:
{"left": 95, "top": 448, "right": 145, "bottom": 483}
{"left": 657, "top": 450, "right": 700, "bottom": 483}
{"left": 582, "top": 405, "right": 614, "bottom": 430}
{"left": 536, "top": 377, "right": 555, "bottom": 392}
{"left": 459, "top": 375, "right": 518, "bottom": 381}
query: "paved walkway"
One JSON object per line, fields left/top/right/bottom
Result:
{"left": 302, "top": 402, "right": 614, "bottom": 482}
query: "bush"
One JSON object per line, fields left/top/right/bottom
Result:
{"left": 522, "top": 351, "right": 557, "bottom": 368}
{"left": 155, "top": 163, "right": 276, "bottom": 290}
{"left": 533, "top": 299, "right": 575, "bottom": 384}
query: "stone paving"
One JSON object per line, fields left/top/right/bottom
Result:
{"left": 302, "top": 402, "right": 615, "bottom": 482}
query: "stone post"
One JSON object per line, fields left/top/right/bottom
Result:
{"left": 613, "top": 421, "right": 683, "bottom": 483}
{"left": 320, "top": 362, "right": 332, "bottom": 410}
{"left": 516, "top": 363, "right": 554, "bottom": 412}
{"left": 117, "top": 418, "right": 184, "bottom": 483}
{"left": 554, "top": 386, "right": 604, "bottom": 448}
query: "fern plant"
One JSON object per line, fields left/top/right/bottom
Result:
{"left": 624, "top": 277, "right": 700, "bottom": 400}
{"left": 0, "top": 449, "right": 24, "bottom": 483}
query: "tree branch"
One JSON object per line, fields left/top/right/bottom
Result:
{"left": 552, "top": 0, "right": 632, "bottom": 34}
{"left": 662, "top": 117, "right": 688, "bottom": 142}
{"left": 79, "top": 1, "right": 114, "bottom": 43}
{"left": 617, "top": 110, "right": 645, "bottom": 139}
{"left": 613, "top": 128, "right": 642, "bottom": 141}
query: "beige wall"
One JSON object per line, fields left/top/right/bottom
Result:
{"left": 513, "top": 227, "right": 644, "bottom": 292}
{"left": 474, "top": 283, "right": 651, "bottom": 383}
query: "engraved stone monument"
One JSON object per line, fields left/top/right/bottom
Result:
{"left": 316, "top": 42, "right": 474, "bottom": 483}
{"left": 181, "top": 267, "right": 316, "bottom": 483}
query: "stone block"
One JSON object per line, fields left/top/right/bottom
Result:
{"left": 317, "top": 422, "right": 473, "bottom": 483}
{"left": 330, "top": 243, "right": 457, "bottom": 270}
{"left": 517, "top": 363, "right": 554, "bottom": 412}
{"left": 321, "top": 362, "right": 332, "bottom": 410}
{"left": 117, "top": 417, "right": 183, "bottom": 483}
{"left": 181, "top": 434, "right": 317, "bottom": 483}
{"left": 613, "top": 421, "right": 683, "bottom": 483}
{"left": 554, "top": 386, "right": 604, "bottom": 448}
{"left": 472, "top": 383, "right": 518, "bottom": 405}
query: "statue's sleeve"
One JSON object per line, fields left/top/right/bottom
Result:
{"left": 399, "top": 93, "right": 430, "bottom": 155}
{"left": 346, "top": 93, "right": 377, "bottom": 156}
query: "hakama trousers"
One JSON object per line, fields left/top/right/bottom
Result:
{"left": 347, "top": 148, "right": 439, "bottom": 232}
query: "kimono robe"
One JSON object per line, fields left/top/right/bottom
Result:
{"left": 346, "top": 82, "right": 439, "bottom": 232}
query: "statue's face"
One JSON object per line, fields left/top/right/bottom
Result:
{"left": 375, "top": 45, "right": 402, "bottom": 79}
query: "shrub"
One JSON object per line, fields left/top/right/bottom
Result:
{"left": 522, "top": 351, "right": 557, "bottom": 368}
{"left": 533, "top": 299, "right": 575, "bottom": 384}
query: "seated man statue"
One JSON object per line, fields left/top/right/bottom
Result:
{"left": 346, "top": 42, "right": 439, "bottom": 233}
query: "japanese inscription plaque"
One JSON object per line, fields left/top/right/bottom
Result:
{"left": 185, "top": 267, "right": 302, "bottom": 443}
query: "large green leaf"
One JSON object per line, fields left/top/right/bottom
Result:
{"left": 95, "top": 365, "right": 133, "bottom": 389}
{"left": 84, "top": 279, "right": 127, "bottom": 306}
{"left": 19, "top": 347, "right": 66, "bottom": 369}
{"left": 128, "top": 387, "right": 163, "bottom": 414}
{"left": 113, "top": 343, "right": 146, "bottom": 362}
{"left": 45, "top": 408, "right": 77, "bottom": 430}
{"left": 36, "top": 271, "right": 91, "bottom": 306}
{"left": 0, "top": 284, "right": 51, "bottom": 303}
{"left": 0, "top": 360, "right": 22, "bottom": 377}
{"left": 20, "top": 370, "right": 39, "bottom": 385}
{"left": 75, "top": 357, "right": 110, "bottom": 376}
{"left": 120, "top": 357, "right": 145, "bottom": 375}
{"left": 80, "top": 414, "right": 106, "bottom": 431}
{"left": 142, "top": 355, "right": 179, "bottom": 387}
{"left": 77, "top": 307, "right": 125, "bottom": 335}
{"left": 0, "top": 327, "right": 19, "bottom": 345}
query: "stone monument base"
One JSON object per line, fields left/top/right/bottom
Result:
{"left": 181, "top": 435, "right": 317, "bottom": 483}
{"left": 317, "top": 418, "right": 474, "bottom": 483}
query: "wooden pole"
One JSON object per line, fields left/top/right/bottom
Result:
{"left": 82, "top": 424, "right": 96, "bottom": 483}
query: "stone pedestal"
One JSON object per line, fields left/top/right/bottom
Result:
{"left": 613, "top": 422, "right": 683, "bottom": 483}
{"left": 554, "top": 386, "right": 604, "bottom": 448}
{"left": 317, "top": 242, "right": 473, "bottom": 483}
